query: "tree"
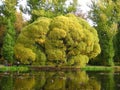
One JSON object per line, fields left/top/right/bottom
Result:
{"left": 1, "top": 0, "right": 17, "bottom": 22}
{"left": 20, "top": 0, "right": 77, "bottom": 22}
{"left": 114, "top": 22, "right": 120, "bottom": 62}
{"left": 89, "top": 0, "right": 119, "bottom": 66}
{"left": 0, "top": 25, "right": 5, "bottom": 58}
{"left": 15, "top": 14, "right": 100, "bottom": 67}
{"left": 14, "top": 12, "right": 25, "bottom": 34}
{"left": 0, "top": 0, "right": 17, "bottom": 62}
{"left": 2, "top": 19, "right": 16, "bottom": 64}
{"left": 113, "top": 0, "right": 120, "bottom": 63}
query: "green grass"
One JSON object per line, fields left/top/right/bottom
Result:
{"left": 0, "top": 65, "right": 29, "bottom": 72}
{"left": 81, "top": 66, "right": 113, "bottom": 71}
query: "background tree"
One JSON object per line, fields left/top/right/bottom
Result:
{"left": 14, "top": 12, "right": 25, "bottom": 34}
{"left": 89, "top": 0, "right": 119, "bottom": 66}
{"left": 19, "top": 0, "right": 77, "bottom": 22}
{"left": 113, "top": 0, "right": 120, "bottom": 64}
{"left": 2, "top": 19, "right": 16, "bottom": 64}
{"left": 0, "top": 1, "right": 7, "bottom": 60}
{"left": 0, "top": 25, "right": 5, "bottom": 60}
{"left": 114, "top": 22, "right": 120, "bottom": 63}
{"left": 2, "top": 0, "right": 17, "bottom": 22}
{"left": 0, "top": 0, "right": 17, "bottom": 63}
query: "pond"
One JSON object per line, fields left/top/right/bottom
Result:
{"left": 0, "top": 70, "right": 119, "bottom": 90}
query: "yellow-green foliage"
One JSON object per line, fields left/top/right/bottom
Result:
{"left": 15, "top": 14, "right": 100, "bottom": 67}
{"left": 34, "top": 72, "right": 46, "bottom": 89}
{"left": 65, "top": 71, "right": 101, "bottom": 90}
{"left": 14, "top": 44, "right": 36, "bottom": 64}
{"left": 15, "top": 17, "right": 51, "bottom": 64}
{"left": 14, "top": 75, "right": 35, "bottom": 90}
{"left": 67, "top": 55, "right": 89, "bottom": 67}
{"left": 87, "top": 78, "right": 101, "bottom": 90}
{"left": 44, "top": 75, "right": 66, "bottom": 90}
{"left": 41, "top": 71, "right": 100, "bottom": 90}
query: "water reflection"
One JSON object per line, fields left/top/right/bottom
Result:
{"left": 0, "top": 70, "right": 117, "bottom": 90}
{"left": 0, "top": 74, "right": 13, "bottom": 90}
{"left": 14, "top": 73, "right": 35, "bottom": 90}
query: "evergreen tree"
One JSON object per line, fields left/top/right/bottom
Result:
{"left": 2, "top": 19, "right": 16, "bottom": 64}
{"left": 0, "top": 0, "right": 17, "bottom": 61}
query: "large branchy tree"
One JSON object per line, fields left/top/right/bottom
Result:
{"left": 15, "top": 14, "right": 100, "bottom": 67}
{"left": 89, "top": 0, "right": 120, "bottom": 66}
{"left": 0, "top": 0, "right": 88, "bottom": 65}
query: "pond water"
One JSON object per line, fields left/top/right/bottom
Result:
{"left": 0, "top": 70, "right": 119, "bottom": 90}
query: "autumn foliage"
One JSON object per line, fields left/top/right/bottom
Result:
{"left": 14, "top": 12, "right": 24, "bottom": 33}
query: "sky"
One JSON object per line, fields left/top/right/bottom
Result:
{"left": 0, "top": 0, "right": 93, "bottom": 24}
{"left": 77, "top": 0, "right": 93, "bottom": 25}
{"left": 20, "top": 0, "right": 93, "bottom": 21}
{"left": 78, "top": 0, "right": 92, "bottom": 12}
{"left": 0, "top": 0, "right": 92, "bottom": 13}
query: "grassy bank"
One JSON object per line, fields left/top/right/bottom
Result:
{"left": 0, "top": 65, "right": 118, "bottom": 72}
{"left": 82, "top": 66, "right": 113, "bottom": 71}
{"left": 0, "top": 65, "right": 29, "bottom": 72}
{"left": 30, "top": 65, "right": 113, "bottom": 71}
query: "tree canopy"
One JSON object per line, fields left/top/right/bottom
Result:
{"left": 15, "top": 14, "right": 100, "bottom": 67}
{"left": 88, "top": 0, "right": 120, "bottom": 66}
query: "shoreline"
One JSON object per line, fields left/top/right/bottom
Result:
{"left": 1, "top": 65, "right": 120, "bottom": 72}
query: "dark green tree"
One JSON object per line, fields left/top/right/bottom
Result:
{"left": 113, "top": 0, "right": 120, "bottom": 63}
{"left": 114, "top": 22, "right": 120, "bottom": 62}
{"left": 0, "top": 0, "right": 17, "bottom": 62}
{"left": 89, "top": 0, "right": 119, "bottom": 66}
{"left": 2, "top": 19, "right": 16, "bottom": 64}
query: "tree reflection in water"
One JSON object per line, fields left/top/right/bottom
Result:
{"left": 0, "top": 73, "right": 13, "bottom": 90}
{"left": 43, "top": 71, "right": 101, "bottom": 90}
{"left": 0, "top": 71, "right": 105, "bottom": 90}
{"left": 14, "top": 73, "right": 35, "bottom": 90}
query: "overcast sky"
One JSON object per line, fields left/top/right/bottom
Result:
{"left": 0, "top": 0, "right": 93, "bottom": 24}
{"left": 78, "top": 0, "right": 94, "bottom": 25}
{"left": 20, "top": 0, "right": 92, "bottom": 21}
{"left": 78, "top": 0, "right": 92, "bottom": 13}
{"left": 0, "top": 0, "right": 92, "bottom": 13}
